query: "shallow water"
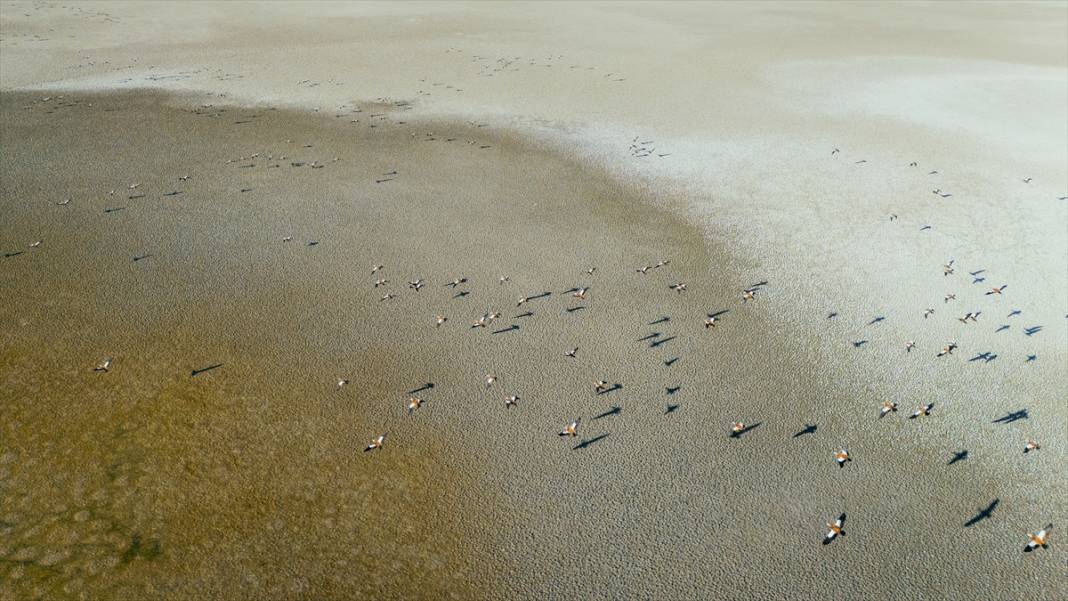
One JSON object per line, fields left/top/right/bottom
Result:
{"left": 1, "top": 90, "right": 1064, "bottom": 600}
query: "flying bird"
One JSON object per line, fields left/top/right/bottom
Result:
{"left": 937, "top": 343, "right": 957, "bottom": 357}
{"left": 94, "top": 357, "right": 113, "bottom": 372}
{"left": 909, "top": 403, "right": 934, "bottom": 419}
{"left": 823, "top": 514, "right": 846, "bottom": 545}
{"left": 559, "top": 419, "right": 580, "bottom": 437}
{"left": 834, "top": 449, "right": 851, "bottom": 468}
{"left": 879, "top": 401, "right": 898, "bottom": 418}
{"left": 364, "top": 434, "right": 386, "bottom": 452}
{"left": 1024, "top": 440, "right": 1040, "bottom": 454}
{"left": 1023, "top": 524, "right": 1052, "bottom": 552}
{"left": 407, "top": 397, "right": 424, "bottom": 414}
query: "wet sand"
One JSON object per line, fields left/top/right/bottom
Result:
{"left": 1, "top": 89, "right": 1064, "bottom": 600}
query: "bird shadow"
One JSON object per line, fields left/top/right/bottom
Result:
{"left": 513, "top": 311, "right": 534, "bottom": 319}
{"left": 596, "top": 383, "right": 623, "bottom": 396}
{"left": 492, "top": 325, "right": 519, "bottom": 335}
{"left": 665, "top": 404, "right": 679, "bottom": 414}
{"left": 408, "top": 382, "right": 434, "bottom": 394}
{"left": 992, "top": 409, "right": 1028, "bottom": 424}
{"left": 665, "top": 386, "right": 681, "bottom": 395}
{"left": 994, "top": 325, "right": 1009, "bottom": 333}
{"left": 593, "top": 406, "right": 621, "bottom": 420}
{"left": 191, "top": 363, "right": 223, "bottom": 377}
{"left": 528, "top": 291, "right": 552, "bottom": 302}
{"left": 572, "top": 433, "right": 610, "bottom": 450}
{"left": 792, "top": 424, "right": 817, "bottom": 438}
{"left": 964, "top": 499, "right": 999, "bottom": 527}
{"left": 649, "top": 316, "right": 670, "bottom": 325}
{"left": 566, "top": 306, "right": 587, "bottom": 313}
{"left": 1024, "top": 326, "right": 1042, "bottom": 336}
{"left": 730, "top": 422, "right": 762, "bottom": 438}
{"left": 948, "top": 450, "right": 968, "bottom": 465}
{"left": 453, "top": 291, "right": 470, "bottom": 299}
{"left": 650, "top": 336, "right": 676, "bottom": 348}
{"left": 664, "top": 357, "right": 679, "bottom": 367}
{"left": 867, "top": 316, "right": 885, "bottom": 326}
{"left": 637, "top": 332, "right": 661, "bottom": 342}
{"left": 852, "top": 340, "right": 868, "bottom": 348}
{"left": 707, "top": 309, "right": 729, "bottom": 319}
